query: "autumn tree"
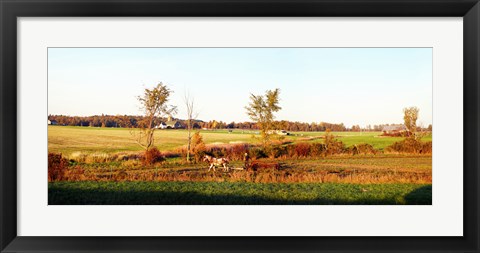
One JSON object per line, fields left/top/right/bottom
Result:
{"left": 245, "top": 88, "right": 281, "bottom": 146}
{"left": 131, "top": 82, "right": 177, "bottom": 151}
{"left": 191, "top": 131, "right": 206, "bottom": 163}
{"left": 403, "top": 106, "right": 419, "bottom": 136}
{"left": 184, "top": 91, "right": 199, "bottom": 162}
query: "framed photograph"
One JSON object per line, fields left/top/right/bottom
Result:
{"left": 1, "top": 0, "right": 479, "bottom": 252}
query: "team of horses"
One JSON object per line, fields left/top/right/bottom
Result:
{"left": 203, "top": 153, "right": 280, "bottom": 172}
{"left": 202, "top": 154, "right": 230, "bottom": 172}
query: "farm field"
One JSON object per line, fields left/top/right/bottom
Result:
{"left": 48, "top": 181, "right": 432, "bottom": 205}
{"left": 48, "top": 126, "right": 431, "bottom": 156}
{"left": 46, "top": 48, "right": 434, "bottom": 207}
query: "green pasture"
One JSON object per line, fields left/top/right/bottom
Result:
{"left": 48, "top": 181, "right": 432, "bottom": 205}
{"left": 48, "top": 126, "right": 432, "bottom": 156}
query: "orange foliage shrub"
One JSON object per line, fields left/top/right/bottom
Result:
{"left": 385, "top": 138, "right": 432, "bottom": 154}
{"left": 348, "top": 143, "right": 377, "bottom": 155}
{"left": 143, "top": 147, "right": 164, "bottom": 165}
{"left": 192, "top": 131, "right": 206, "bottom": 163}
{"left": 309, "top": 143, "right": 327, "bottom": 157}
{"left": 226, "top": 144, "right": 250, "bottom": 160}
{"left": 293, "top": 142, "right": 311, "bottom": 157}
{"left": 48, "top": 153, "right": 68, "bottom": 182}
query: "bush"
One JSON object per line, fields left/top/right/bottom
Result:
{"left": 385, "top": 138, "right": 432, "bottom": 154}
{"left": 143, "top": 147, "right": 164, "bottom": 165}
{"left": 248, "top": 147, "right": 267, "bottom": 159}
{"left": 293, "top": 142, "right": 311, "bottom": 157}
{"left": 48, "top": 153, "right": 69, "bottom": 182}
{"left": 310, "top": 143, "right": 327, "bottom": 157}
{"left": 226, "top": 144, "right": 250, "bottom": 161}
{"left": 324, "top": 130, "right": 345, "bottom": 156}
{"left": 268, "top": 145, "right": 288, "bottom": 159}
{"left": 325, "top": 140, "right": 345, "bottom": 156}
{"left": 381, "top": 131, "right": 409, "bottom": 137}
{"left": 117, "top": 153, "right": 143, "bottom": 161}
{"left": 348, "top": 143, "right": 377, "bottom": 155}
{"left": 191, "top": 131, "right": 206, "bottom": 163}
{"left": 419, "top": 141, "right": 432, "bottom": 154}
{"left": 207, "top": 146, "right": 227, "bottom": 158}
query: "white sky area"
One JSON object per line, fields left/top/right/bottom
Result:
{"left": 48, "top": 48, "right": 432, "bottom": 127}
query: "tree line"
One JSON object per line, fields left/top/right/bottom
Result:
{"left": 47, "top": 114, "right": 418, "bottom": 132}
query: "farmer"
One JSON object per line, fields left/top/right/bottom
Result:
{"left": 243, "top": 152, "right": 250, "bottom": 170}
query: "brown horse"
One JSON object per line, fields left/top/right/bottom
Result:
{"left": 203, "top": 155, "right": 230, "bottom": 172}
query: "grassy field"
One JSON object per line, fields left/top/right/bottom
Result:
{"left": 48, "top": 126, "right": 432, "bottom": 156}
{"left": 48, "top": 126, "right": 432, "bottom": 205}
{"left": 48, "top": 181, "right": 432, "bottom": 205}
{"left": 70, "top": 156, "right": 432, "bottom": 184}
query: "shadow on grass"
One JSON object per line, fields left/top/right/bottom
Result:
{"left": 49, "top": 183, "right": 432, "bottom": 205}
{"left": 403, "top": 185, "right": 432, "bottom": 205}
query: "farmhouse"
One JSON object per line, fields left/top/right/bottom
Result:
{"left": 165, "top": 120, "right": 183, "bottom": 129}
{"left": 48, "top": 119, "right": 58, "bottom": 125}
{"left": 382, "top": 125, "right": 407, "bottom": 134}
{"left": 155, "top": 122, "right": 168, "bottom": 129}
{"left": 157, "top": 116, "right": 183, "bottom": 129}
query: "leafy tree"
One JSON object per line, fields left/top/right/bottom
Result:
{"left": 131, "top": 82, "right": 177, "bottom": 151}
{"left": 403, "top": 106, "right": 419, "bottom": 136}
{"left": 245, "top": 88, "right": 281, "bottom": 146}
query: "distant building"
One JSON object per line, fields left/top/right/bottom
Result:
{"left": 267, "top": 129, "right": 290, "bottom": 135}
{"left": 158, "top": 115, "right": 183, "bottom": 129}
{"left": 382, "top": 125, "right": 407, "bottom": 134}
{"left": 165, "top": 120, "right": 182, "bottom": 129}
{"left": 156, "top": 122, "right": 168, "bottom": 129}
{"left": 48, "top": 119, "right": 58, "bottom": 125}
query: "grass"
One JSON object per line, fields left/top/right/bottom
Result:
{"left": 48, "top": 181, "right": 432, "bottom": 205}
{"left": 48, "top": 126, "right": 432, "bottom": 156}
{"left": 48, "top": 126, "right": 432, "bottom": 205}
{"left": 66, "top": 155, "right": 431, "bottom": 184}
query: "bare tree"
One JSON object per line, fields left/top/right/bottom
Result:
{"left": 184, "top": 91, "right": 199, "bottom": 162}
{"left": 131, "top": 82, "right": 177, "bottom": 151}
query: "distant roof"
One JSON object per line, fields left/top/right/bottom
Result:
{"left": 382, "top": 125, "right": 406, "bottom": 131}
{"left": 166, "top": 120, "right": 180, "bottom": 126}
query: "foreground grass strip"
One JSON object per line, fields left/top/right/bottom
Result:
{"left": 49, "top": 181, "right": 431, "bottom": 205}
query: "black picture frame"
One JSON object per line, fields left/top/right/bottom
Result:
{"left": 1, "top": 0, "right": 479, "bottom": 252}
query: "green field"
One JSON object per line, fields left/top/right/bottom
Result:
{"left": 48, "top": 126, "right": 432, "bottom": 205}
{"left": 48, "top": 126, "right": 431, "bottom": 156}
{"left": 48, "top": 181, "right": 432, "bottom": 205}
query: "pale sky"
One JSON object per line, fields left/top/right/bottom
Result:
{"left": 48, "top": 48, "right": 432, "bottom": 127}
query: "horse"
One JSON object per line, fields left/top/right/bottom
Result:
{"left": 203, "top": 154, "right": 230, "bottom": 172}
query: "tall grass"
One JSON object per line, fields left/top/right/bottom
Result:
{"left": 56, "top": 163, "right": 431, "bottom": 184}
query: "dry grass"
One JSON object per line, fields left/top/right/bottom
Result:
{"left": 59, "top": 155, "right": 431, "bottom": 184}
{"left": 71, "top": 168, "right": 431, "bottom": 184}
